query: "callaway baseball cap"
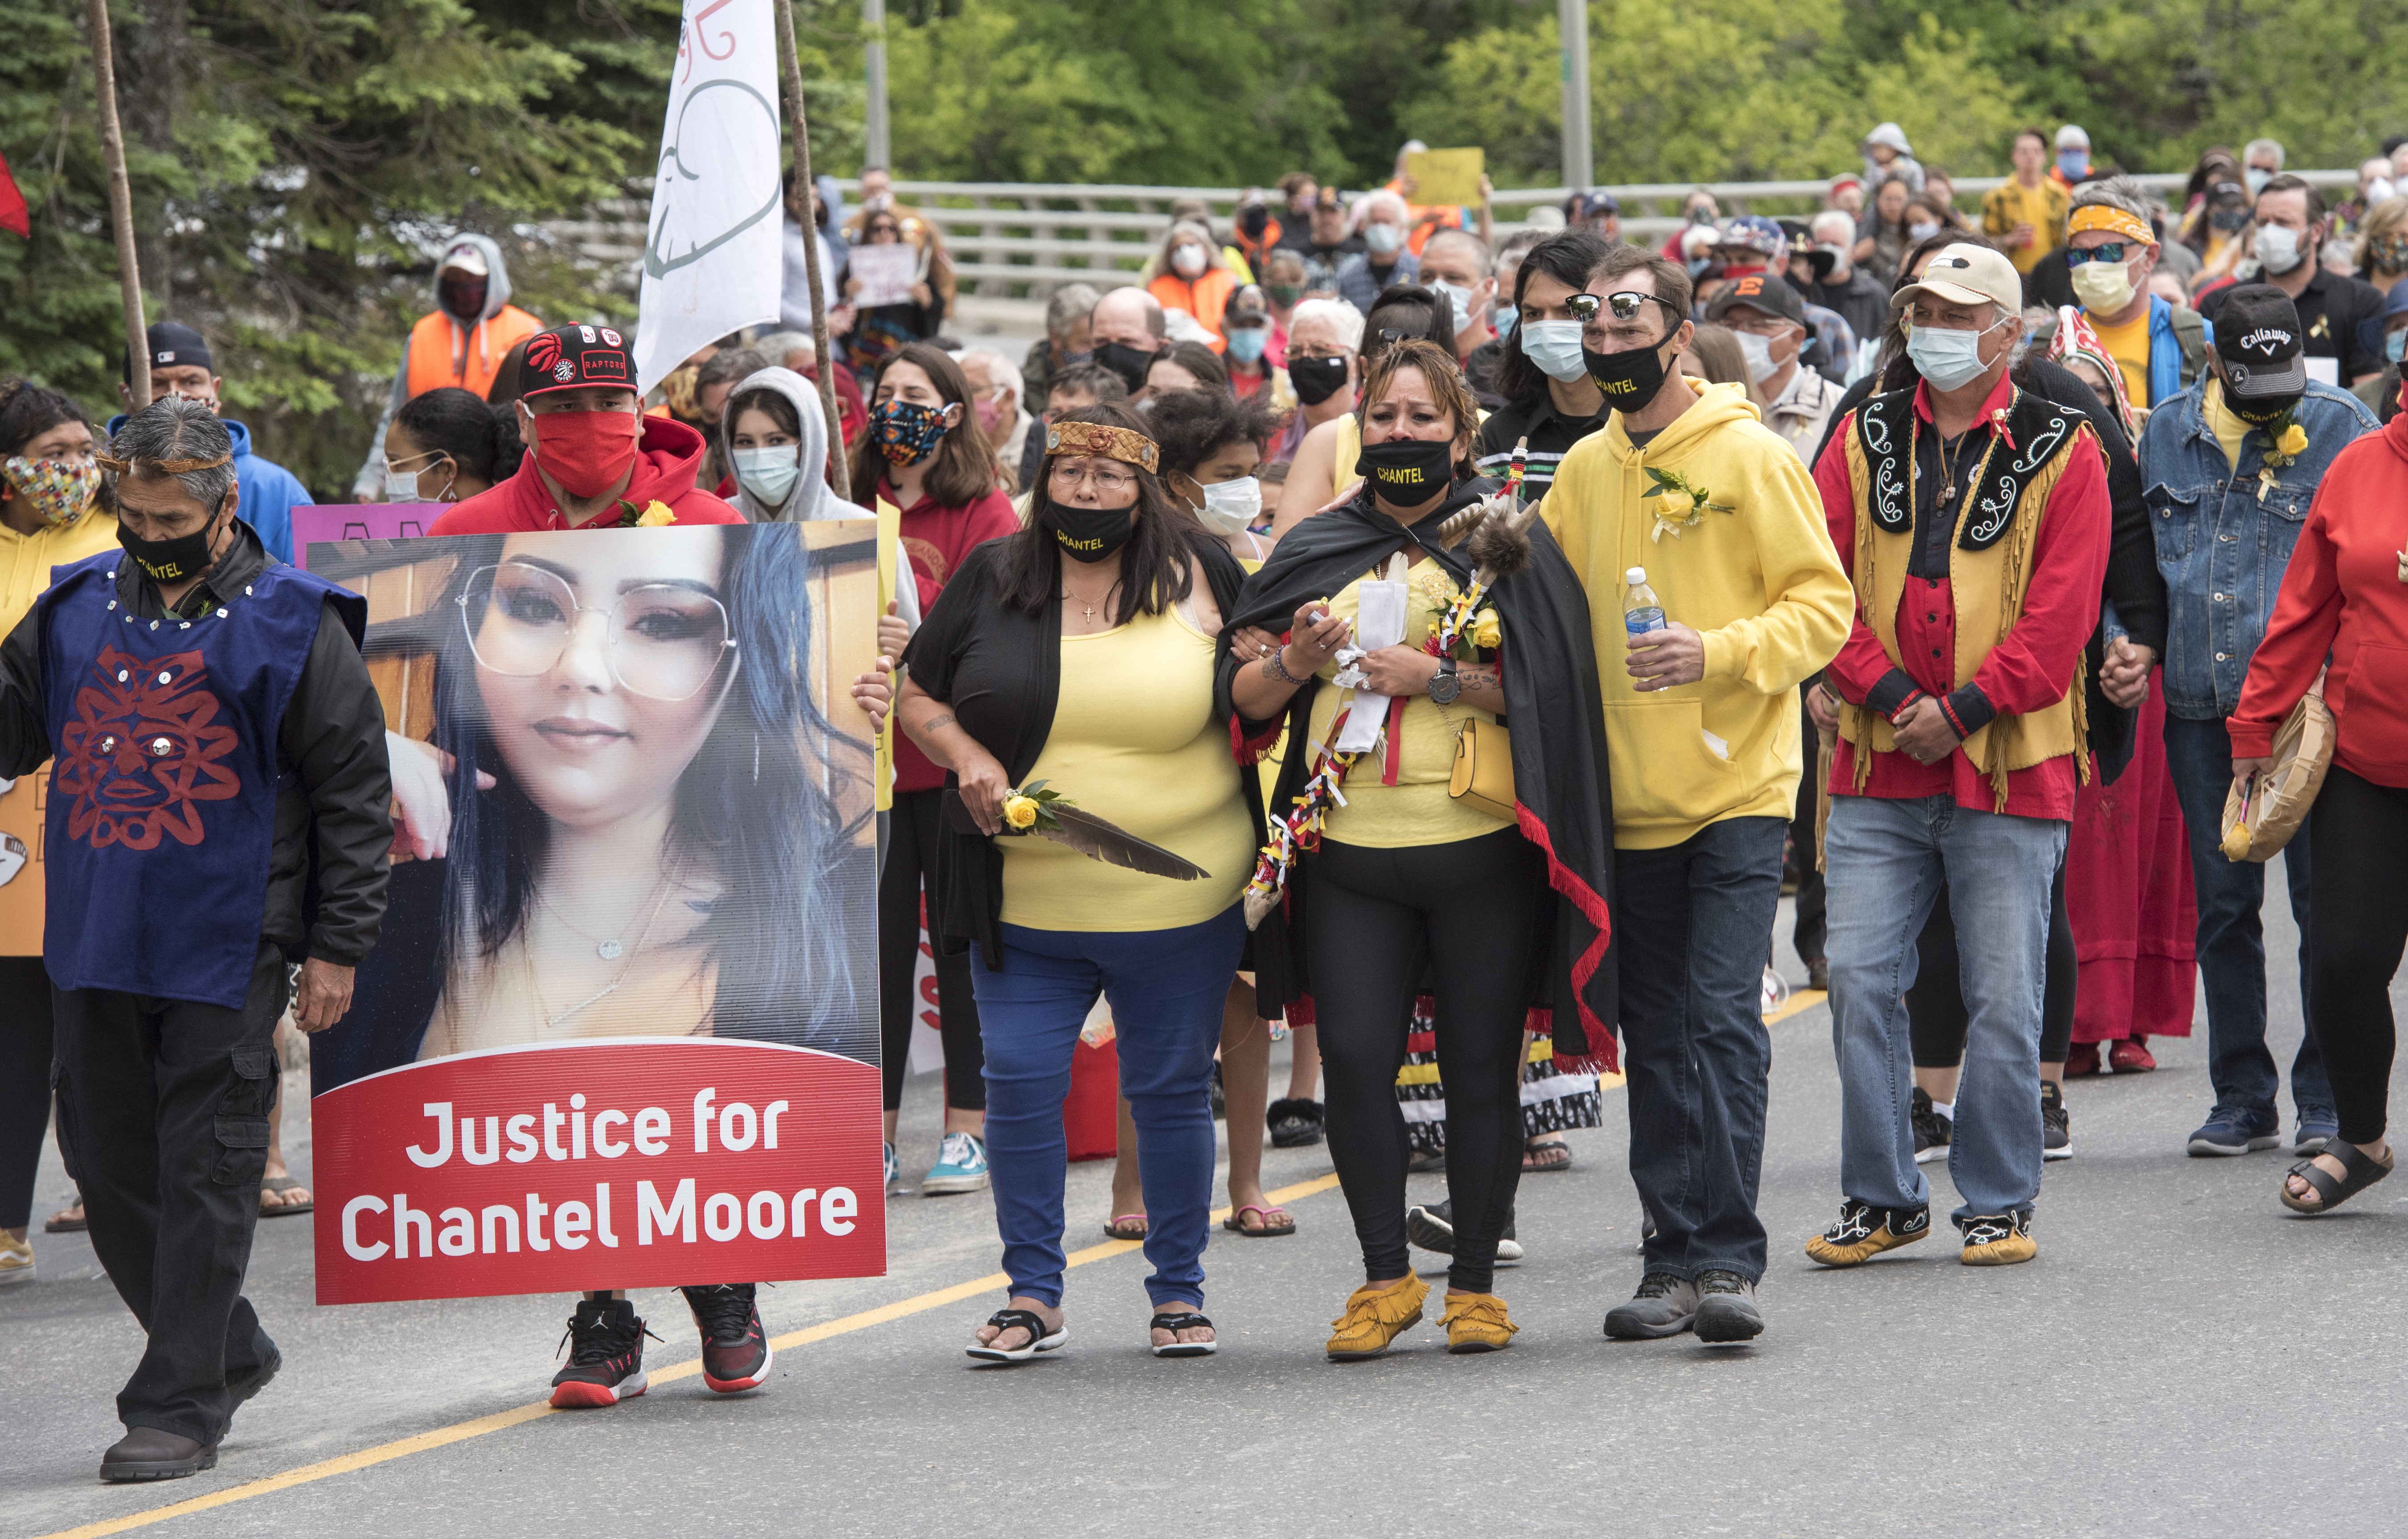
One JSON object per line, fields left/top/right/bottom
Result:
{"left": 1891, "top": 244, "right": 2023, "bottom": 317}
{"left": 2211, "top": 284, "right": 2308, "bottom": 398}
{"left": 519, "top": 324, "right": 636, "bottom": 398}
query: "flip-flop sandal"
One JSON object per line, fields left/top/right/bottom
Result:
{"left": 1104, "top": 1214, "right": 1149, "bottom": 1241}
{"left": 1221, "top": 1204, "right": 1296, "bottom": 1238}
{"left": 2281, "top": 1141, "right": 2395, "bottom": 1215}
{"left": 1522, "top": 1138, "right": 1573, "bottom": 1173}
{"left": 45, "top": 1200, "right": 86, "bottom": 1234}
{"left": 1149, "top": 1310, "right": 1217, "bottom": 1357}
{"left": 966, "top": 1308, "right": 1067, "bottom": 1363}
{"left": 259, "top": 1175, "right": 314, "bottom": 1217}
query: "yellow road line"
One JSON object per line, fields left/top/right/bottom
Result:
{"left": 1767, "top": 988, "right": 1826, "bottom": 1026}
{"left": 37, "top": 1171, "right": 1345, "bottom": 1539}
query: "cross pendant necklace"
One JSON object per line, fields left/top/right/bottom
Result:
{"left": 1061, "top": 578, "right": 1118, "bottom": 625}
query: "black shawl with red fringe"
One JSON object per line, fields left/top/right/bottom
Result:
{"left": 1214, "top": 479, "right": 1620, "bottom": 1070}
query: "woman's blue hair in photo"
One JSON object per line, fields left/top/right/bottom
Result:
{"left": 429, "top": 525, "right": 876, "bottom": 1063}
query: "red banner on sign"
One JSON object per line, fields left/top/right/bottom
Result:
{"left": 311, "top": 1038, "right": 885, "bottom": 1305}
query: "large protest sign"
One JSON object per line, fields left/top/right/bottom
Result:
{"left": 288, "top": 503, "right": 444, "bottom": 570}
{"left": 634, "top": 0, "right": 784, "bottom": 392}
{"left": 307, "top": 520, "right": 883, "bottom": 1304}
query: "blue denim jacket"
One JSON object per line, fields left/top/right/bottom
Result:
{"left": 2139, "top": 379, "right": 2378, "bottom": 719}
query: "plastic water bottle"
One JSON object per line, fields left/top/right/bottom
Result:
{"left": 1624, "top": 566, "right": 1667, "bottom": 640}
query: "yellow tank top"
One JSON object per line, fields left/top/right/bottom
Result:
{"left": 1328, "top": 414, "right": 1363, "bottom": 501}
{"left": 1305, "top": 563, "right": 1511, "bottom": 850}
{"left": 999, "top": 603, "right": 1255, "bottom": 931}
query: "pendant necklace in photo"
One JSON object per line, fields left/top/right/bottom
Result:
{"left": 528, "top": 873, "right": 678, "bottom": 1030}
{"left": 538, "top": 873, "right": 668, "bottom": 960}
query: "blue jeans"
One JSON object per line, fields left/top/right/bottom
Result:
{"left": 1614, "top": 816, "right": 1786, "bottom": 1284}
{"left": 2161, "top": 713, "right": 2330, "bottom": 1119}
{"left": 969, "top": 907, "right": 1245, "bottom": 1310}
{"left": 1826, "top": 795, "right": 2065, "bottom": 1225}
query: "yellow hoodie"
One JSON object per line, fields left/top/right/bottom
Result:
{"left": 2, "top": 509, "right": 119, "bottom": 633}
{"left": 1544, "top": 379, "right": 1852, "bottom": 850}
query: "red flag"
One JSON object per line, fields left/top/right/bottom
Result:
{"left": 0, "top": 150, "right": 26, "bottom": 239}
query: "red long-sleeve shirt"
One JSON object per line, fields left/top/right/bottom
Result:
{"left": 2230, "top": 411, "right": 2408, "bottom": 788}
{"left": 1813, "top": 374, "right": 2112, "bottom": 820}
{"left": 888, "top": 480, "right": 1021, "bottom": 793}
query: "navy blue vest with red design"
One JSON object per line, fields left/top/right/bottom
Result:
{"left": 35, "top": 552, "right": 365, "bottom": 1008}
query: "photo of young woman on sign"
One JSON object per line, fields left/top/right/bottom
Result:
{"left": 315, "top": 521, "right": 879, "bottom": 1089}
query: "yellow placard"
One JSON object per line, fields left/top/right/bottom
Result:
{"left": 875, "top": 495, "right": 903, "bottom": 813}
{"left": 1405, "top": 148, "right": 1485, "bottom": 209}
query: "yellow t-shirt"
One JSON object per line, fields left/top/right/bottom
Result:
{"left": 1327, "top": 413, "right": 1363, "bottom": 502}
{"left": 999, "top": 603, "right": 1253, "bottom": 931}
{"left": 1304, "top": 563, "right": 1511, "bottom": 850}
{"left": 2089, "top": 308, "right": 2153, "bottom": 410}
{"left": 1983, "top": 180, "right": 2069, "bottom": 274}
{"left": 2201, "top": 377, "right": 2250, "bottom": 473}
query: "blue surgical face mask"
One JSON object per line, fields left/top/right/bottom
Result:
{"left": 2388, "top": 329, "right": 2407, "bottom": 365}
{"left": 1225, "top": 326, "right": 1268, "bottom": 365}
{"left": 2057, "top": 150, "right": 2088, "bottom": 181}
{"left": 1364, "top": 222, "right": 1403, "bottom": 258}
{"left": 1494, "top": 308, "right": 1517, "bottom": 341}
{"left": 733, "top": 444, "right": 802, "bottom": 507}
{"left": 1429, "top": 279, "right": 1474, "bottom": 336}
{"left": 1519, "top": 319, "right": 1589, "bottom": 383}
{"left": 2246, "top": 167, "right": 2273, "bottom": 196}
{"left": 1904, "top": 316, "right": 2007, "bottom": 392}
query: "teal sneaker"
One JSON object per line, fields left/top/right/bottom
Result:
{"left": 921, "top": 1131, "right": 991, "bottom": 1195}
{"left": 883, "top": 1141, "right": 899, "bottom": 1193}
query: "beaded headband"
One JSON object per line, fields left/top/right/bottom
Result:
{"left": 2068, "top": 205, "right": 2157, "bottom": 247}
{"left": 1044, "top": 419, "right": 1159, "bottom": 474}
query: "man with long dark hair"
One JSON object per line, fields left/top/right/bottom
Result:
{"left": 1476, "top": 230, "right": 1612, "bottom": 506}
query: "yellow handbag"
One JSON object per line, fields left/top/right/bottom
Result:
{"left": 1449, "top": 717, "right": 1517, "bottom": 821}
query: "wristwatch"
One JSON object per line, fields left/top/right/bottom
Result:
{"left": 1427, "top": 656, "right": 1462, "bottom": 706}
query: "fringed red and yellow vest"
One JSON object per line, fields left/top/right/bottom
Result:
{"left": 1838, "top": 384, "right": 2097, "bottom": 811}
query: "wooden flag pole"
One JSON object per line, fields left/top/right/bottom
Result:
{"left": 85, "top": 0, "right": 148, "bottom": 410}
{"left": 771, "top": 0, "right": 850, "bottom": 495}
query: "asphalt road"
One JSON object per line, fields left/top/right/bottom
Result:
{"left": 9, "top": 894, "right": 2406, "bottom": 1538}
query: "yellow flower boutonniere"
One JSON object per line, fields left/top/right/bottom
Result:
{"left": 1641, "top": 466, "right": 1736, "bottom": 542}
{"left": 1470, "top": 608, "right": 1503, "bottom": 650}
{"left": 1003, "top": 795, "right": 1040, "bottom": 830}
{"left": 999, "top": 780, "right": 1069, "bottom": 834}
{"left": 2276, "top": 423, "right": 2309, "bottom": 459}
{"left": 615, "top": 498, "right": 678, "bottom": 528}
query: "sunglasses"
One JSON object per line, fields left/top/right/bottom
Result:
{"left": 2066, "top": 242, "right": 2134, "bottom": 266}
{"left": 1566, "top": 291, "right": 1686, "bottom": 324}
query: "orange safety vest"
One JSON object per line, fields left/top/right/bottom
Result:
{"left": 404, "top": 304, "right": 544, "bottom": 401}
{"left": 1147, "top": 269, "right": 1241, "bottom": 350}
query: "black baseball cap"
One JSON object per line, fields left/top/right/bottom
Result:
{"left": 520, "top": 323, "right": 636, "bottom": 398}
{"left": 2212, "top": 284, "right": 2306, "bottom": 398}
{"left": 1704, "top": 272, "right": 1808, "bottom": 328}
{"left": 123, "top": 321, "right": 213, "bottom": 383}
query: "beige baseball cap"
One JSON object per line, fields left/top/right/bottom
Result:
{"left": 1891, "top": 243, "right": 2022, "bottom": 316}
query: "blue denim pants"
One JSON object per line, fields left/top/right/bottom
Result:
{"left": 1826, "top": 795, "right": 2065, "bottom": 1224}
{"left": 2161, "top": 713, "right": 2330, "bottom": 1120}
{"left": 1614, "top": 815, "right": 1787, "bottom": 1283}
{"left": 969, "top": 907, "right": 1245, "bottom": 1310}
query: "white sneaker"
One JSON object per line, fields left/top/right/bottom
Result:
{"left": 0, "top": 1231, "right": 33, "bottom": 1285}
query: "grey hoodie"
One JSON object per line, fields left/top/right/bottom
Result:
{"left": 719, "top": 365, "right": 919, "bottom": 627}
{"left": 1860, "top": 122, "right": 1926, "bottom": 198}
{"left": 351, "top": 232, "right": 526, "bottom": 497}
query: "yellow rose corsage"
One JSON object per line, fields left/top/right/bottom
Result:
{"left": 999, "top": 780, "right": 1069, "bottom": 834}
{"left": 2276, "top": 423, "right": 2309, "bottom": 459}
{"left": 636, "top": 499, "right": 676, "bottom": 526}
{"left": 1470, "top": 608, "right": 1503, "bottom": 650}
{"left": 1003, "top": 795, "right": 1040, "bottom": 830}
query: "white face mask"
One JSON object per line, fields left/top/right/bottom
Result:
{"left": 1191, "top": 476, "right": 1261, "bottom": 535}
{"left": 2368, "top": 177, "right": 2398, "bottom": 206}
{"left": 384, "top": 467, "right": 422, "bottom": 501}
{"left": 2070, "top": 256, "right": 2138, "bottom": 315}
{"left": 1364, "top": 222, "right": 1403, "bottom": 257}
{"left": 1429, "top": 279, "right": 1474, "bottom": 335}
{"left": 1171, "top": 242, "right": 1207, "bottom": 278}
{"left": 1519, "top": 319, "right": 1589, "bottom": 382}
{"left": 1734, "top": 330, "right": 1781, "bottom": 384}
{"left": 2254, "top": 223, "right": 2305, "bottom": 274}
{"left": 2244, "top": 168, "right": 2273, "bottom": 197}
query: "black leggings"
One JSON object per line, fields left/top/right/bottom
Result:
{"left": 1907, "top": 856, "right": 2076, "bottom": 1070}
{"left": 1, "top": 956, "right": 55, "bottom": 1230}
{"left": 1306, "top": 828, "right": 1542, "bottom": 1296}
{"left": 2308, "top": 767, "right": 2408, "bottom": 1145}
{"left": 878, "top": 788, "right": 986, "bottom": 1114}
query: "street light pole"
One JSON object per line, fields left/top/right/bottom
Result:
{"left": 863, "top": 0, "right": 889, "bottom": 169}
{"left": 1559, "top": 0, "right": 1592, "bottom": 193}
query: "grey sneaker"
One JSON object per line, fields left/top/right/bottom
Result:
{"left": 1603, "top": 1272, "right": 1699, "bottom": 1339}
{"left": 1693, "top": 1269, "right": 1764, "bottom": 1343}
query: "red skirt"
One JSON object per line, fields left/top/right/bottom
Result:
{"left": 2065, "top": 688, "right": 2198, "bottom": 1042}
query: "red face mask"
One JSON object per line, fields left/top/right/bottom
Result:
{"left": 530, "top": 406, "right": 642, "bottom": 499}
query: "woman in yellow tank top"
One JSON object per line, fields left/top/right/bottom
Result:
{"left": 898, "top": 405, "right": 1263, "bottom": 1363}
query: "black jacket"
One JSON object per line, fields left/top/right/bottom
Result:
{"left": 1813, "top": 355, "right": 2167, "bottom": 781}
{"left": 0, "top": 521, "right": 392, "bottom": 966}
{"left": 905, "top": 530, "right": 1262, "bottom": 967}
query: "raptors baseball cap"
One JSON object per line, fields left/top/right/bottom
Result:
{"left": 519, "top": 324, "right": 635, "bottom": 398}
{"left": 2211, "top": 284, "right": 2307, "bottom": 398}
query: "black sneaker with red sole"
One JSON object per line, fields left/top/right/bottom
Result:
{"left": 683, "top": 1283, "right": 772, "bottom": 1393}
{"left": 551, "top": 1299, "right": 657, "bottom": 1408}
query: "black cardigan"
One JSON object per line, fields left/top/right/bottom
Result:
{"left": 903, "top": 530, "right": 1260, "bottom": 966}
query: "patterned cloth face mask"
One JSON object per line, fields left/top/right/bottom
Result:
{"left": 2, "top": 455, "right": 101, "bottom": 526}
{"left": 872, "top": 398, "right": 955, "bottom": 466}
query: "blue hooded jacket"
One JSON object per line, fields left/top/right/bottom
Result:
{"left": 105, "top": 413, "right": 312, "bottom": 565}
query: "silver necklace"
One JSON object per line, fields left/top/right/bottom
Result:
{"left": 536, "top": 876, "right": 666, "bottom": 961}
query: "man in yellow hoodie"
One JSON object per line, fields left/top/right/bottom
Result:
{"left": 1544, "top": 246, "right": 1853, "bottom": 1345}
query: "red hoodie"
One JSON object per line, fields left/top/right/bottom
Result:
{"left": 2231, "top": 409, "right": 2408, "bottom": 788}
{"left": 428, "top": 416, "right": 746, "bottom": 535}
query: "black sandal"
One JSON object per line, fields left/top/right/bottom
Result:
{"left": 1268, "top": 1098, "right": 1325, "bottom": 1149}
{"left": 2281, "top": 1141, "right": 2395, "bottom": 1215}
{"left": 1148, "top": 1311, "right": 1217, "bottom": 1358}
{"left": 966, "top": 1308, "right": 1067, "bottom": 1363}
{"left": 1522, "top": 1137, "right": 1573, "bottom": 1173}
